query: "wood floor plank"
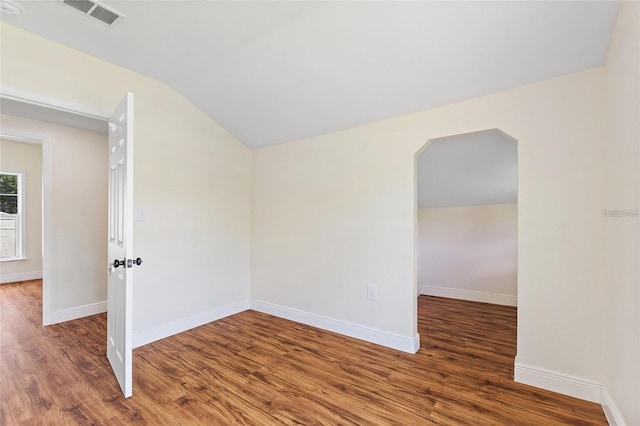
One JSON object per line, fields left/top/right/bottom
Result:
{"left": 0, "top": 280, "right": 607, "bottom": 424}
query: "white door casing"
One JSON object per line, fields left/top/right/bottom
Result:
{"left": 107, "top": 92, "right": 134, "bottom": 398}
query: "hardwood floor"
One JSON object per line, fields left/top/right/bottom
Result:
{"left": 1, "top": 280, "right": 606, "bottom": 425}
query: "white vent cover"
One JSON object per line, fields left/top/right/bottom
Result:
{"left": 61, "top": 0, "right": 125, "bottom": 26}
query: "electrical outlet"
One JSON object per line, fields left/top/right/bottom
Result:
{"left": 367, "top": 284, "right": 377, "bottom": 301}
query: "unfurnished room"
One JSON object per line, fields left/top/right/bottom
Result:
{"left": 0, "top": 1, "right": 638, "bottom": 424}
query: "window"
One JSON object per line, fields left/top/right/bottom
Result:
{"left": 0, "top": 172, "right": 24, "bottom": 260}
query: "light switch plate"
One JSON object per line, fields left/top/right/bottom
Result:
{"left": 135, "top": 207, "right": 147, "bottom": 222}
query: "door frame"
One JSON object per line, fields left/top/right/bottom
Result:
{"left": 0, "top": 86, "right": 109, "bottom": 325}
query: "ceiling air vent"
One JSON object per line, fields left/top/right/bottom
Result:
{"left": 61, "top": 0, "right": 125, "bottom": 27}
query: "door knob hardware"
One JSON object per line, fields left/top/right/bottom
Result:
{"left": 127, "top": 258, "right": 143, "bottom": 268}
{"left": 112, "top": 258, "right": 142, "bottom": 269}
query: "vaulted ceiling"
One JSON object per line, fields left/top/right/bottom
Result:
{"left": 0, "top": 1, "right": 619, "bottom": 149}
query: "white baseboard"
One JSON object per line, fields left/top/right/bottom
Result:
{"left": 514, "top": 358, "right": 601, "bottom": 403}
{"left": 0, "top": 271, "right": 43, "bottom": 284}
{"left": 601, "top": 385, "right": 627, "bottom": 426}
{"left": 251, "top": 299, "right": 420, "bottom": 354}
{"left": 46, "top": 300, "right": 107, "bottom": 325}
{"left": 133, "top": 300, "right": 250, "bottom": 349}
{"left": 419, "top": 285, "right": 517, "bottom": 307}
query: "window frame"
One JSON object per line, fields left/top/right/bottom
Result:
{"left": 0, "top": 171, "right": 26, "bottom": 262}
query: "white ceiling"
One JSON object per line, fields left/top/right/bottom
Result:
{"left": 1, "top": 1, "right": 619, "bottom": 149}
{"left": 417, "top": 130, "right": 517, "bottom": 208}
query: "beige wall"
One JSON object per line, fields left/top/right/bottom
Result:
{"left": 0, "top": 23, "right": 252, "bottom": 335}
{"left": 417, "top": 204, "right": 517, "bottom": 305}
{"left": 252, "top": 67, "right": 606, "bottom": 385}
{"left": 603, "top": 2, "right": 640, "bottom": 424}
{"left": 0, "top": 139, "right": 42, "bottom": 283}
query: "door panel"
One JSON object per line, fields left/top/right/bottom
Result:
{"left": 107, "top": 92, "right": 134, "bottom": 398}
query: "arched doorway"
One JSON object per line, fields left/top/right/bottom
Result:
{"left": 414, "top": 128, "right": 518, "bottom": 331}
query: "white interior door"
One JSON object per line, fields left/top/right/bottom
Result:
{"left": 107, "top": 92, "right": 134, "bottom": 398}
